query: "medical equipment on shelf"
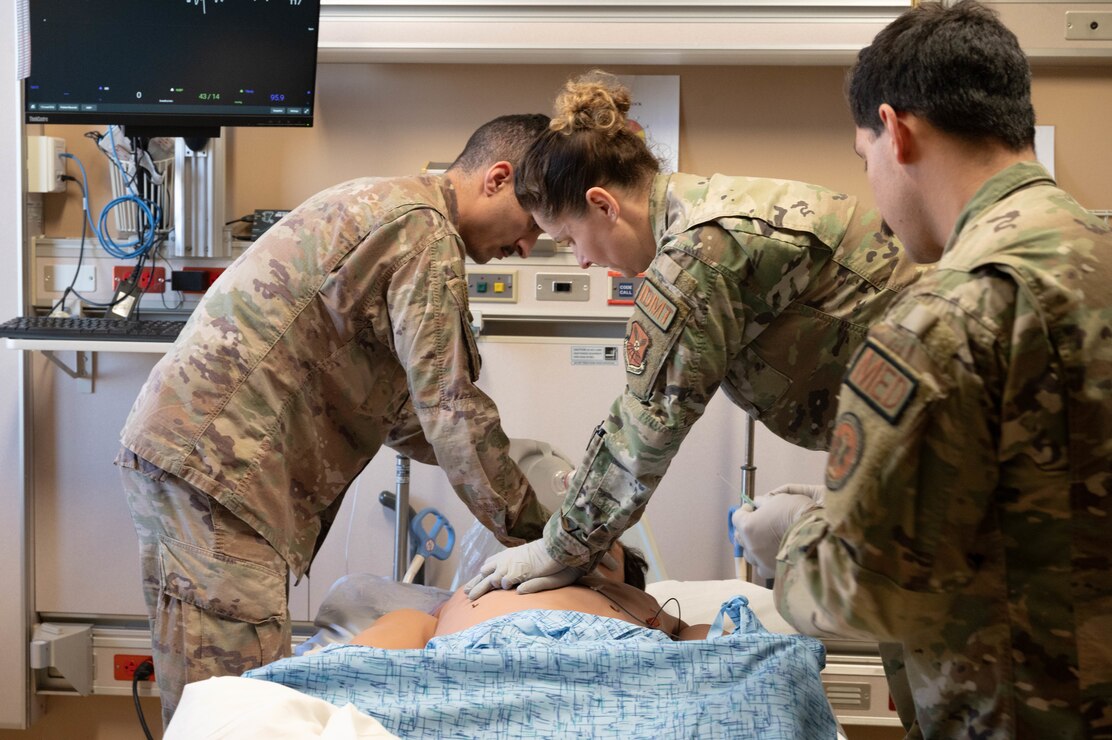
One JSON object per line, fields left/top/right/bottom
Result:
{"left": 403, "top": 508, "right": 455, "bottom": 584}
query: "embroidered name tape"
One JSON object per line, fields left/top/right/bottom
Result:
{"left": 846, "top": 342, "right": 917, "bottom": 424}
{"left": 634, "top": 280, "right": 677, "bottom": 331}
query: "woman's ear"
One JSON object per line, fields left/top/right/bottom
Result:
{"left": 585, "top": 186, "right": 620, "bottom": 222}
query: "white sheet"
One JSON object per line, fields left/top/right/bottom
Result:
{"left": 165, "top": 676, "right": 398, "bottom": 739}
{"left": 646, "top": 578, "right": 797, "bottom": 634}
{"left": 169, "top": 581, "right": 845, "bottom": 740}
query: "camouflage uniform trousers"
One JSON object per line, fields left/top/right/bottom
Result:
{"left": 118, "top": 450, "right": 291, "bottom": 728}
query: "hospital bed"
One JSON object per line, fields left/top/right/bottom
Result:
{"left": 161, "top": 440, "right": 882, "bottom": 738}
{"left": 166, "top": 573, "right": 845, "bottom": 739}
{"left": 162, "top": 509, "right": 846, "bottom": 739}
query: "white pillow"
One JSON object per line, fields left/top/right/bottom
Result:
{"left": 645, "top": 579, "right": 798, "bottom": 635}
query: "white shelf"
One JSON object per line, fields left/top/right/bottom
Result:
{"left": 4, "top": 338, "right": 173, "bottom": 354}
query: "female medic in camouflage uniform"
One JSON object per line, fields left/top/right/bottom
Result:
{"left": 115, "top": 114, "right": 553, "bottom": 725}
{"left": 464, "top": 71, "right": 921, "bottom": 597}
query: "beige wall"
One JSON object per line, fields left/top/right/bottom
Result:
{"left": 42, "top": 62, "right": 1112, "bottom": 238}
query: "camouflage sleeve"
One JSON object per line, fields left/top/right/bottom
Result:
{"left": 382, "top": 397, "right": 437, "bottom": 466}
{"left": 544, "top": 236, "right": 752, "bottom": 568}
{"left": 772, "top": 283, "right": 1007, "bottom": 641}
{"left": 387, "top": 220, "right": 549, "bottom": 545}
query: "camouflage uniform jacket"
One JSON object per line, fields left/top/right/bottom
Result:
{"left": 119, "top": 176, "right": 548, "bottom": 578}
{"left": 545, "top": 173, "right": 919, "bottom": 566}
{"left": 774, "top": 162, "right": 1112, "bottom": 738}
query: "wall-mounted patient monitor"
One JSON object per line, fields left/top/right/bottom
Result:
{"left": 24, "top": 0, "right": 322, "bottom": 140}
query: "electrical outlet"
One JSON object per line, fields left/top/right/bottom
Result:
{"left": 112, "top": 266, "right": 166, "bottom": 293}
{"left": 27, "top": 136, "right": 66, "bottom": 193}
{"left": 42, "top": 264, "right": 96, "bottom": 293}
{"left": 113, "top": 654, "right": 155, "bottom": 682}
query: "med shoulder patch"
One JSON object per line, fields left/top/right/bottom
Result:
{"left": 845, "top": 341, "right": 918, "bottom": 424}
{"left": 633, "top": 280, "right": 677, "bottom": 331}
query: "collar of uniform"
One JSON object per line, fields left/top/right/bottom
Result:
{"left": 648, "top": 173, "right": 672, "bottom": 245}
{"left": 943, "top": 160, "right": 1055, "bottom": 258}
{"left": 435, "top": 174, "right": 461, "bottom": 226}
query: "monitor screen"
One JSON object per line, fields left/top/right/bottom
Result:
{"left": 24, "top": 0, "right": 321, "bottom": 138}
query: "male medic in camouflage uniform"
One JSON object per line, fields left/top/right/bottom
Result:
{"left": 464, "top": 71, "right": 921, "bottom": 597}
{"left": 733, "top": 2, "right": 1112, "bottom": 737}
{"left": 116, "top": 113, "right": 553, "bottom": 725}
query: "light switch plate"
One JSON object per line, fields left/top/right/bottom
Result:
{"left": 536, "top": 272, "right": 590, "bottom": 302}
{"left": 43, "top": 264, "right": 96, "bottom": 293}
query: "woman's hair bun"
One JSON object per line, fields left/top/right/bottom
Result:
{"left": 551, "top": 70, "right": 632, "bottom": 137}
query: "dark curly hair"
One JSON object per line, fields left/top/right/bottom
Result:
{"left": 847, "top": 0, "right": 1034, "bottom": 151}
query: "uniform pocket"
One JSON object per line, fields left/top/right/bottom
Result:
{"left": 158, "top": 538, "right": 290, "bottom": 683}
{"left": 159, "top": 537, "right": 287, "bottom": 624}
{"left": 114, "top": 448, "right": 170, "bottom": 482}
{"left": 446, "top": 275, "right": 482, "bottom": 382}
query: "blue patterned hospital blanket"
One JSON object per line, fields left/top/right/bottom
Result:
{"left": 246, "top": 596, "right": 838, "bottom": 739}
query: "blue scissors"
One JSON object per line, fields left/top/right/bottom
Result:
{"left": 403, "top": 508, "right": 456, "bottom": 584}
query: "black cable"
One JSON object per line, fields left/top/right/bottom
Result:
{"left": 131, "top": 659, "right": 155, "bottom": 740}
{"left": 589, "top": 586, "right": 683, "bottom": 639}
{"left": 154, "top": 240, "right": 186, "bottom": 310}
{"left": 51, "top": 164, "right": 145, "bottom": 314}
{"left": 50, "top": 176, "right": 89, "bottom": 315}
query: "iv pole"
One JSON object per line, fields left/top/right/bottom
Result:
{"left": 735, "top": 415, "right": 757, "bottom": 582}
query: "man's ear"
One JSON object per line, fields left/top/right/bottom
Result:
{"left": 585, "top": 186, "right": 620, "bottom": 222}
{"left": 483, "top": 161, "right": 513, "bottom": 195}
{"left": 878, "top": 103, "right": 916, "bottom": 165}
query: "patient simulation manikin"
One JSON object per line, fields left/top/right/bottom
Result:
{"left": 351, "top": 544, "right": 711, "bottom": 648}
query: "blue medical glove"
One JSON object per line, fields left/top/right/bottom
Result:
{"left": 731, "top": 484, "right": 825, "bottom": 580}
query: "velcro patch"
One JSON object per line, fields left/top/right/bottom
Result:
{"left": 634, "top": 280, "right": 677, "bottom": 331}
{"left": 825, "top": 412, "right": 863, "bottom": 491}
{"left": 625, "top": 321, "right": 651, "bottom": 374}
{"left": 846, "top": 342, "right": 917, "bottom": 424}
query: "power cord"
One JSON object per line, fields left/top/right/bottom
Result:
{"left": 131, "top": 659, "right": 155, "bottom": 740}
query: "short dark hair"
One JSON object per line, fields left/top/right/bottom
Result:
{"left": 447, "top": 114, "right": 551, "bottom": 174}
{"left": 515, "top": 71, "right": 660, "bottom": 220}
{"left": 620, "top": 543, "right": 650, "bottom": 591}
{"left": 847, "top": 0, "right": 1035, "bottom": 151}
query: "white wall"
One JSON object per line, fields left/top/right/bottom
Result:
{"left": 0, "top": 1, "right": 31, "bottom": 730}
